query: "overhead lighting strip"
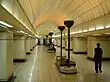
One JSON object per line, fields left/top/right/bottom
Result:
{"left": 0, "top": 21, "right": 13, "bottom": 27}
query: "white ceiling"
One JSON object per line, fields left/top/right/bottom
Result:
{"left": 17, "top": 0, "right": 110, "bottom": 36}
{"left": 36, "top": 21, "right": 58, "bottom": 36}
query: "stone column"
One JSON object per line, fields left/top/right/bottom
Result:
{"left": 13, "top": 35, "right": 26, "bottom": 62}
{"left": 73, "top": 37, "right": 87, "bottom": 54}
{"left": 30, "top": 37, "right": 33, "bottom": 51}
{"left": 0, "top": 32, "right": 13, "bottom": 81}
{"left": 26, "top": 37, "right": 31, "bottom": 54}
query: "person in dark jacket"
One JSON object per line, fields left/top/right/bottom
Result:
{"left": 94, "top": 43, "right": 103, "bottom": 73}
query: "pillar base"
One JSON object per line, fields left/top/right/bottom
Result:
{"left": 30, "top": 49, "right": 33, "bottom": 51}
{"left": 87, "top": 57, "right": 110, "bottom": 61}
{"left": 73, "top": 52, "right": 87, "bottom": 54}
{"left": 26, "top": 52, "right": 31, "bottom": 55}
{"left": 0, "top": 74, "right": 16, "bottom": 82}
{"left": 33, "top": 45, "right": 36, "bottom": 49}
{"left": 55, "top": 56, "right": 77, "bottom": 74}
{"left": 13, "top": 59, "right": 26, "bottom": 62}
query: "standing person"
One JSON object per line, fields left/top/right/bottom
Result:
{"left": 94, "top": 43, "right": 103, "bottom": 73}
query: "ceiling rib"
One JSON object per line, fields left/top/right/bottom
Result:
{"left": 74, "top": 0, "right": 107, "bottom": 20}
{"left": 16, "top": 0, "right": 37, "bottom": 34}
{"left": 101, "top": 2, "right": 109, "bottom": 15}
{"left": 51, "top": 0, "right": 64, "bottom": 20}
{"left": 67, "top": 0, "right": 88, "bottom": 17}
{"left": 28, "top": 0, "right": 36, "bottom": 21}
{"left": 16, "top": 0, "right": 110, "bottom": 36}
{"left": 61, "top": 0, "right": 74, "bottom": 13}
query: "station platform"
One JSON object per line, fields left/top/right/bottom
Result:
{"left": 13, "top": 46, "right": 110, "bottom": 82}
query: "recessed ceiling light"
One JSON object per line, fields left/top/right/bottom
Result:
{"left": 20, "top": 31, "right": 25, "bottom": 33}
{"left": 96, "top": 26, "right": 104, "bottom": 30}
{"left": 0, "top": 24, "right": 7, "bottom": 28}
{"left": 0, "top": 21, "right": 13, "bottom": 27}
{"left": 105, "top": 25, "right": 110, "bottom": 28}
{"left": 89, "top": 28, "right": 95, "bottom": 31}
{"left": 70, "top": 32, "right": 76, "bottom": 35}
{"left": 19, "top": 31, "right": 28, "bottom": 34}
{"left": 83, "top": 30, "right": 88, "bottom": 32}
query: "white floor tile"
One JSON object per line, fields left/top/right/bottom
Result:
{"left": 13, "top": 46, "right": 110, "bottom": 82}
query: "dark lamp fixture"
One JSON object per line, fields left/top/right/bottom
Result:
{"left": 49, "top": 32, "right": 53, "bottom": 36}
{"left": 58, "top": 26, "right": 65, "bottom": 31}
{"left": 64, "top": 20, "right": 74, "bottom": 28}
{"left": 46, "top": 35, "right": 48, "bottom": 37}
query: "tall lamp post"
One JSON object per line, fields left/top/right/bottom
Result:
{"left": 64, "top": 20, "right": 74, "bottom": 67}
{"left": 58, "top": 26, "right": 65, "bottom": 63}
{"left": 46, "top": 35, "right": 48, "bottom": 46}
{"left": 48, "top": 32, "right": 53, "bottom": 46}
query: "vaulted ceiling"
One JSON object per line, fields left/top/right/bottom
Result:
{"left": 17, "top": 0, "right": 110, "bottom": 36}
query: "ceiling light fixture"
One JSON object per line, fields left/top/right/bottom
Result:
{"left": 70, "top": 32, "right": 76, "bottom": 35}
{"left": 19, "top": 30, "right": 28, "bottom": 34}
{"left": 0, "top": 21, "right": 13, "bottom": 27}
{"left": 83, "top": 30, "right": 88, "bottom": 32}
{"left": 53, "top": 34, "right": 64, "bottom": 37}
{"left": 78, "top": 30, "right": 83, "bottom": 33}
{"left": 0, "top": 24, "right": 7, "bottom": 28}
{"left": 20, "top": 31, "right": 25, "bottom": 33}
{"left": 89, "top": 28, "right": 95, "bottom": 31}
{"left": 96, "top": 26, "right": 104, "bottom": 30}
{"left": 105, "top": 25, "right": 110, "bottom": 28}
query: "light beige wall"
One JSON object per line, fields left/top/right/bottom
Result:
{"left": 62, "top": 39, "right": 65, "bottom": 48}
{"left": 58, "top": 39, "right": 60, "bottom": 46}
{"left": 6, "top": 33, "right": 13, "bottom": 79}
{"left": 87, "top": 36, "right": 110, "bottom": 58}
{"left": 65, "top": 38, "right": 73, "bottom": 49}
{"left": 56, "top": 38, "right": 66, "bottom": 47}
{"left": 32, "top": 38, "right": 35, "bottom": 47}
{"left": 40, "top": 38, "right": 43, "bottom": 45}
{"left": 73, "top": 37, "right": 87, "bottom": 52}
{"left": 30, "top": 38, "right": 33, "bottom": 49}
{"left": 87, "top": 36, "right": 96, "bottom": 58}
{"left": 55, "top": 38, "right": 59, "bottom": 46}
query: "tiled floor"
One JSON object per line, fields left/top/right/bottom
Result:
{"left": 13, "top": 46, "right": 110, "bottom": 82}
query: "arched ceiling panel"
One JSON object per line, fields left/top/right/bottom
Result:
{"left": 57, "top": 0, "right": 73, "bottom": 11}
{"left": 101, "top": 3, "right": 109, "bottom": 15}
{"left": 16, "top": 0, "right": 110, "bottom": 36}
